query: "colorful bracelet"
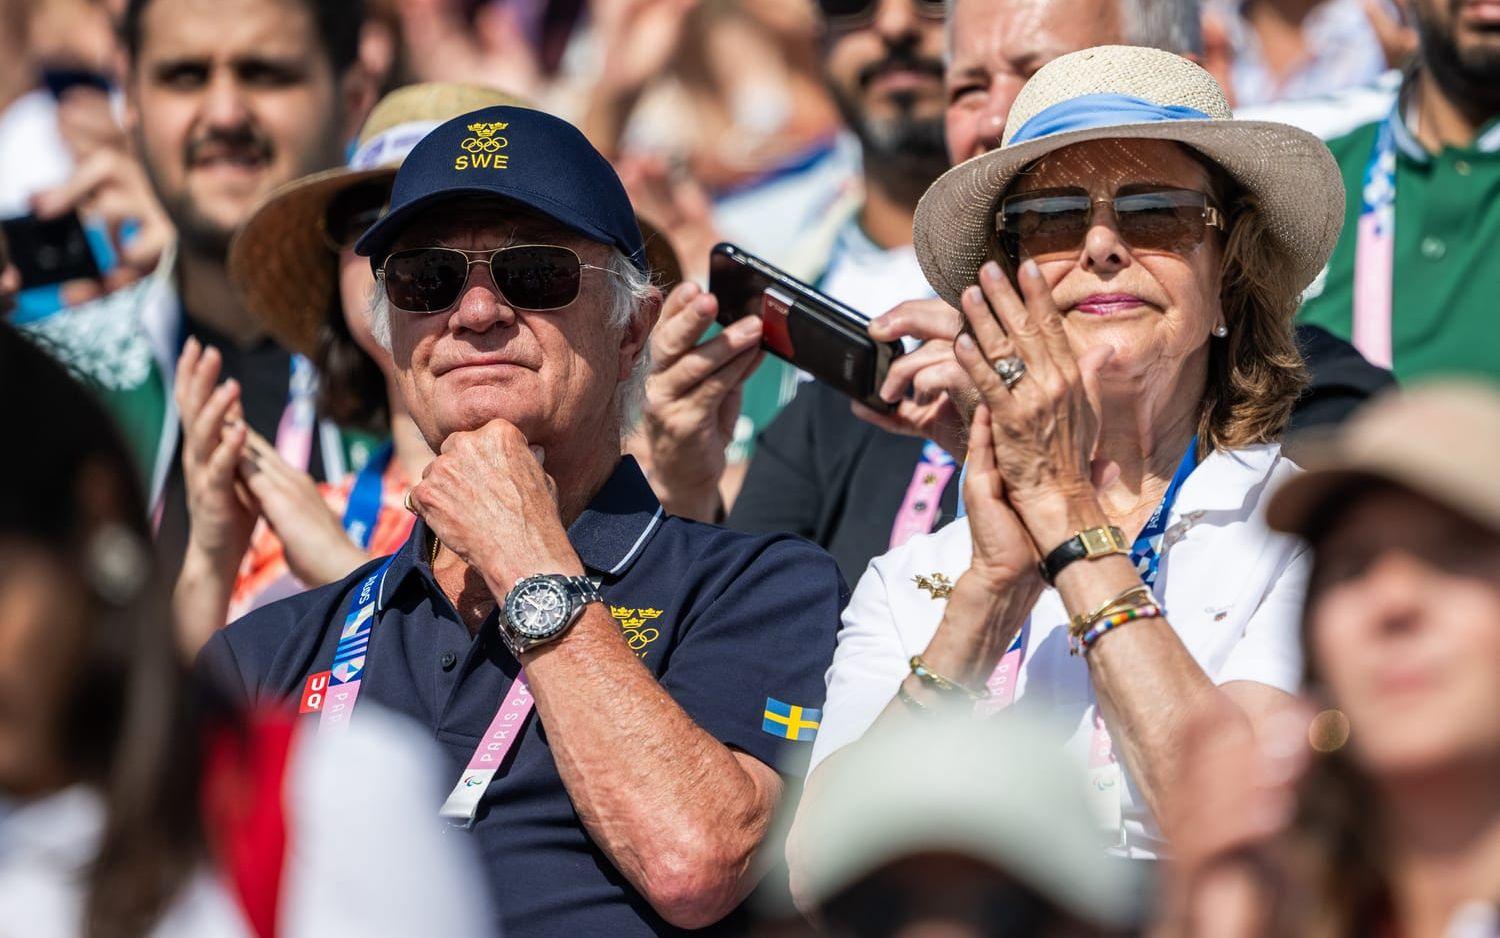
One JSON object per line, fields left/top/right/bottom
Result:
{"left": 1070, "top": 603, "right": 1163, "bottom": 656}
{"left": 909, "top": 654, "right": 989, "bottom": 700}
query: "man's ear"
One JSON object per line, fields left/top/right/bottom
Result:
{"left": 617, "top": 288, "right": 662, "bottom": 383}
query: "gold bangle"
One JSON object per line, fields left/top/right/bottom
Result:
{"left": 1068, "top": 584, "right": 1154, "bottom": 637}
{"left": 909, "top": 654, "right": 989, "bottom": 700}
{"left": 896, "top": 684, "right": 935, "bottom": 716}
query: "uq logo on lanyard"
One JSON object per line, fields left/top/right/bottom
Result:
{"left": 978, "top": 439, "right": 1200, "bottom": 843}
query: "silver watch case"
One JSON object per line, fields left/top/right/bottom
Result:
{"left": 500, "top": 574, "right": 602, "bottom": 653}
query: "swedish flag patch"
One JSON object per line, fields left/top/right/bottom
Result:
{"left": 762, "top": 698, "right": 820, "bottom": 742}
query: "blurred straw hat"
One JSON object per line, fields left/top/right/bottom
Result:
{"left": 789, "top": 712, "right": 1144, "bottom": 926}
{"left": 230, "top": 83, "right": 682, "bottom": 358}
{"left": 1268, "top": 381, "right": 1500, "bottom": 537}
{"left": 913, "top": 45, "right": 1344, "bottom": 310}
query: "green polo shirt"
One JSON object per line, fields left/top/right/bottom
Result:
{"left": 1297, "top": 103, "right": 1500, "bottom": 383}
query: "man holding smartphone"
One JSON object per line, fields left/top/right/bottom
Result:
{"left": 21, "top": 0, "right": 377, "bottom": 576}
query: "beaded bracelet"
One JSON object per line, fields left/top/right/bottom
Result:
{"left": 1069, "top": 603, "right": 1163, "bottom": 656}
{"left": 909, "top": 654, "right": 989, "bottom": 700}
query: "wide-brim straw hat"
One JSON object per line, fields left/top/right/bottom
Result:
{"left": 230, "top": 83, "right": 684, "bottom": 358}
{"left": 1267, "top": 381, "right": 1500, "bottom": 539}
{"left": 913, "top": 45, "right": 1345, "bottom": 310}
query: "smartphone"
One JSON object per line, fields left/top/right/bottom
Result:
{"left": 0, "top": 212, "right": 102, "bottom": 289}
{"left": 708, "top": 243, "right": 904, "bottom": 413}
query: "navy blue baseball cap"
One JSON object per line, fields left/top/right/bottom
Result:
{"left": 354, "top": 105, "right": 647, "bottom": 273}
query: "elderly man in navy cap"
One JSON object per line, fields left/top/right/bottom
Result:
{"left": 198, "top": 107, "right": 846, "bottom": 937}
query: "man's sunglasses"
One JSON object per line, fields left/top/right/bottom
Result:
{"left": 320, "top": 178, "right": 391, "bottom": 252}
{"left": 816, "top": 0, "right": 945, "bottom": 27}
{"left": 996, "top": 186, "right": 1225, "bottom": 266}
{"left": 376, "top": 245, "right": 613, "bottom": 313}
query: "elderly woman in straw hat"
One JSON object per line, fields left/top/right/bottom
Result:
{"left": 790, "top": 45, "right": 1346, "bottom": 865}
{"left": 171, "top": 83, "right": 524, "bottom": 647}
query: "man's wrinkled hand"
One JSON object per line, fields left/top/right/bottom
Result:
{"left": 408, "top": 419, "right": 582, "bottom": 593}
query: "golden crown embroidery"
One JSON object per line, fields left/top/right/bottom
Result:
{"left": 454, "top": 122, "right": 509, "bottom": 170}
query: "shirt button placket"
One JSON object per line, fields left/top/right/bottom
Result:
{"left": 440, "top": 650, "right": 459, "bottom": 671}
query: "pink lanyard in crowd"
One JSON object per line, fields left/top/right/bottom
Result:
{"left": 308, "top": 555, "right": 536, "bottom": 829}
{"left": 1351, "top": 108, "right": 1399, "bottom": 369}
{"left": 889, "top": 441, "right": 957, "bottom": 549}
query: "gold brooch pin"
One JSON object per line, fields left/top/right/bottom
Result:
{"left": 913, "top": 572, "right": 954, "bottom": 599}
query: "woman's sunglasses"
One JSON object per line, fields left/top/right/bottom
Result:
{"left": 996, "top": 185, "right": 1225, "bottom": 266}
{"left": 816, "top": 0, "right": 945, "bottom": 27}
{"left": 320, "top": 178, "right": 391, "bottom": 252}
{"left": 376, "top": 244, "right": 613, "bottom": 313}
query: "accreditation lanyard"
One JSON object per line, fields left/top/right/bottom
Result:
{"left": 978, "top": 439, "right": 1199, "bottom": 841}
{"left": 1351, "top": 106, "right": 1400, "bottom": 370}
{"left": 888, "top": 441, "right": 957, "bottom": 549}
{"left": 275, "top": 354, "right": 321, "bottom": 471}
{"left": 340, "top": 442, "right": 394, "bottom": 551}
{"left": 316, "top": 554, "right": 538, "bottom": 829}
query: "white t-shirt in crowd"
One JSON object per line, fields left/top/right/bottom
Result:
{"left": 809, "top": 443, "right": 1308, "bottom": 859}
{"left": 818, "top": 214, "right": 933, "bottom": 322}
{"left": 0, "top": 706, "right": 494, "bottom": 938}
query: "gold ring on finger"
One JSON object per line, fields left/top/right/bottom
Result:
{"left": 403, "top": 488, "right": 417, "bottom": 514}
{"left": 992, "top": 354, "right": 1027, "bottom": 390}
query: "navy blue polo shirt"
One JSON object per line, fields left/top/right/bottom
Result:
{"left": 197, "top": 457, "right": 846, "bottom": 937}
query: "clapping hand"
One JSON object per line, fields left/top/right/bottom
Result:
{"left": 175, "top": 339, "right": 257, "bottom": 576}
{"left": 238, "top": 429, "right": 369, "bottom": 586}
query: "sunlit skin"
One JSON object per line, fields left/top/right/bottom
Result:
{"left": 383, "top": 203, "right": 649, "bottom": 465}
{"left": 822, "top": 0, "right": 947, "bottom": 137}
{"left": 1309, "top": 488, "right": 1500, "bottom": 778}
{"left": 126, "top": 0, "right": 349, "bottom": 248}
{"left": 943, "top": 0, "right": 1123, "bottom": 162}
{"left": 1004, "top": 138, "right": 1224, "bottom": 401}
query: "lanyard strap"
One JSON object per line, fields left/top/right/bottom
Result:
{"left": 315, "top": 551, "right": 539, "bottom": 828}
{"left": 340, "top": 442, "right": 394, "bottom": 550}
{"left": 275, "top": 354, "right": 320, "bottom": 471}
{"left": 889, "top": 441, "right": 957, "bottom": 549}
{"left": 1352, "top": 108, "right": 1399, "bottom": 369}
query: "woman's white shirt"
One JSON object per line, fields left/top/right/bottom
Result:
{"left": 0, "top": 706, "right": 493, "bottom": 938}
{"left": 809, "top": 443, "right": 1308, "bottom": 858}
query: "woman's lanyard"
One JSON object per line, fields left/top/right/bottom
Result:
{"left": 315, "top": 551, "right": 538, "bottom": 829}
{"left": 889, "top": 441, "right": 957, "bottom": 549}
{"left": 1352, "top": 106, "right": 1401, "bottom": 370}
{"left": 340, "top": 442, "right": 394, "bottom": 551}
{"left": 979, "top": 438, "right": 1200, "bottom": 841}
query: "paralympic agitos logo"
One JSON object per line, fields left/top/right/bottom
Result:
{"left": 454, "top": 121, "right": 509, "bottom": 170}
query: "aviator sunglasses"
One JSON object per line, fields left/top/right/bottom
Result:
{"left": 996, "top": 185, "right": 1225, "bottom": 266}
{"left": 376, "top": 244, "right": 614, "bottom": 313}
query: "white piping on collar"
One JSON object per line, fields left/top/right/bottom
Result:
{"left": 607, "top": 506, "right": 664, "bottom": 576}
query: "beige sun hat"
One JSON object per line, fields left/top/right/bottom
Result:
{"left": 913, "top": 45, "right": 1345, "bottom": 310}
{"left": 1268, "top": 381, "right": 1500, "bottom": 538}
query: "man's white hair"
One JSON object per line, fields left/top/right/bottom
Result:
{"left": 367, "top": 247, "right": 659, "bottom": 433}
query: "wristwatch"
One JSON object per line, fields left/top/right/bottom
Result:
{"left": 499, "top": 574, "right": 604, "bottom": 654}
{"left": 1040, "top": 526, "right": 1129, "bottom": 585}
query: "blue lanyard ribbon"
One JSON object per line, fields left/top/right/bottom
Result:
{"left": 340, "top": 442, "right": 394, "bottom": 551}
{"left": 1130, "top": 436, "right": 1199, "bottom": 591}
{"left": 328, "top": 556, "right": 395, "bottom": 687}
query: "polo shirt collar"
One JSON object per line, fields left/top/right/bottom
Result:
{"left": 377, "top": 456, "right": 665, "bottom": 607}
{"left": 1393, "top": 71, "right": 1500, "bottom": 162}
{"left": 1173, "top": 442, "right": 1284, "bottom": 517}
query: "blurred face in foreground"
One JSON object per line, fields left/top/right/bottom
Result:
{"left": 1308, "top": 486, "right": 1500, "bottom": 778}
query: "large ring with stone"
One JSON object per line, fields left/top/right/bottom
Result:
{"left": 993, "top": 354, "right": 1027, "bottom": 389}
{"left": 403, "top": 488, "right": 417, "bottom": 514}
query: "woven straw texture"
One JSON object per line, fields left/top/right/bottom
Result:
{"left": 914, "top": 45, "right": 1345, "bottom": 310}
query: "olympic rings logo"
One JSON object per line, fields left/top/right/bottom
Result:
{"left": 460, "top": 135, "right": 508, "bottom": 153}
{"left": 624, "top": 628, "right": 659, "bottom": 651}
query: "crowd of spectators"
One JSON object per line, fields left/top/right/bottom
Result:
{"left": 2, "top": 0, "right": 1499, "bottom": 936}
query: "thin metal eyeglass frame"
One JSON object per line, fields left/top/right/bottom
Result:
{"left": 375, "top": 244, "right": 620, "bottom": 312}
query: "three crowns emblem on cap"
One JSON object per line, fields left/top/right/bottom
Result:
{"left": 455, "top": 121, "right": 510, "bottom": 171}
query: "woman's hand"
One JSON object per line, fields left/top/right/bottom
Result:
{"left": 175, "top": 339, "right": 257, "bottom": 575}
{"left": 952, "top": 260, "right": 1114, "bottom": 540}
{"left": 961, "top": 402, "right": 1042, "bottom": 591}
{"left": 239, "top": 429, "right": 370, "bottom": 586}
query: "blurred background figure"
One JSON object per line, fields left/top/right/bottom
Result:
{"left": 21, "top": 0, "right": 380, "bottom": 583}
{"left": 1159, "top": 382, "right": 1500, "bottom": 938}
{"left": 171, "top": 81, "right": 521, "bottom": 653}
{"left": 0, "top": 322, "right": 491, "bottom": 938}
{"left": 784, "top": 713, "right": 1144, "bottom": 938}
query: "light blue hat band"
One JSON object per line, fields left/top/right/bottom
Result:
{"left": 1009, "top": 93, "right": 1214, "bottom": 146}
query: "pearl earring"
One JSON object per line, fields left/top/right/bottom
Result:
{"left": 1213, "top": 323, "right": 1229, "bottom": 338}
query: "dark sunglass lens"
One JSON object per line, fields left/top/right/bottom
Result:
{"left": 490, "top": 246, "right": 582, "bottom": 310}
{"left": 384, "top": 249, "right": 468, "bottom": 312}
{"left": 1002, "top": 193, "right": 1092, "bottom": 262}
{"left": 324, "top": 180, "right": 391, "bottom": 250}
{"left": 1115, "top": 190, "right": 1207, "bottom": 254}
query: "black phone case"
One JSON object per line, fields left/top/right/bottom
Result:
{"left": 707, "top": 243, "right": 902, "bottom": 413}
{"left": 0, "top": 213, "right": 102, "bottom": 289}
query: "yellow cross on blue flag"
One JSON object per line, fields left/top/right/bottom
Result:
{"left": 762, "top": 698, "right": 821, "bottom": 742}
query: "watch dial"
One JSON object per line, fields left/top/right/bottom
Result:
{"left": 509, "top": 579, "right": 567, "bottom": 639}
